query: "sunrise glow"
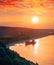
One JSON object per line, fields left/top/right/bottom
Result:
{"left": 32, "top": 16, "right": 39, "bottom": 24}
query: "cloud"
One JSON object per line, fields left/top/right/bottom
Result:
{"left": 0, "top": 0, "right": 54, "bottom": 14}
{"left": 40, "top": 1, "right": 54, "bottom": 9}
{"left": 0, "top": 0, "right": 54, "bottom": 9}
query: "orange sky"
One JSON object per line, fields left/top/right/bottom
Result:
{"left": 0, "top": 0, "right": 54, "bottom": 29}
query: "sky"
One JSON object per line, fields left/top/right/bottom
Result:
{"left": 0, "top": 0, "right": 54, "bottom": 29}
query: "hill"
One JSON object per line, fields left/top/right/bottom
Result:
{"left": 0, "top": 26, "right": 54, "bottom": 37}
{"left": 0, "top": 26, "right": 54, "bottom": 44}
{"left": 0, "top": 41, "right": 39, "bottom": 65}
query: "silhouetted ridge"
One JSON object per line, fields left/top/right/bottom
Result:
{"left": 0, "top": 26, "right": 54, "bottom": 37}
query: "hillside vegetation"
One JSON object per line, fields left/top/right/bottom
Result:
{"left": 0, "top": 42, "right": 39, "bottom": 65}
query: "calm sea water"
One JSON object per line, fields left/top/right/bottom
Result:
{"left": 10, "top": 35, "right": 54, "bottom": 65}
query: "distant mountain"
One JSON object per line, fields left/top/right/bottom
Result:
{"left": 0, "top": 26, "right": 54, "bottom": 37}
{"left": 0, "top": 26, "right": 54, "bottom": 46}
{"left": 0, "top": 26, "right": 33, "bottom": 37}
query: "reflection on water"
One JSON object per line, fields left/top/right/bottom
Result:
{"left": 34, "top": 39, "right": 39, "bottom": 54}
{"left": 10, "top": 35, "right": 54, "bottom": 65}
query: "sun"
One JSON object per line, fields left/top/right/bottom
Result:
{"left": 32, "top": 16, "right": 39, "bottom": 23}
